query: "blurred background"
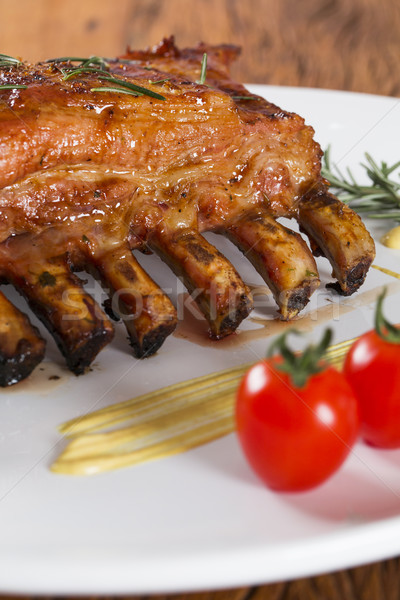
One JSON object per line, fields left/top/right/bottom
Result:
{"left": 1, "top": 0, "right": 399, "bottom": 96}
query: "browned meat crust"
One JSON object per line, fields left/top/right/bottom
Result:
{"left": 0, "top": 37, "right": 375, "bottom": 384}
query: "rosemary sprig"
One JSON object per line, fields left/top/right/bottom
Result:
{"left": 322, "top": 146, "right": 400, "bottom": 222}
{"left": 48, "top": 55, "right": 165, "bottom": 100}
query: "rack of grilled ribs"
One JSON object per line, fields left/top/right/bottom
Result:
{"left": 0, "top": 37, "right": 375, "bottom": 385}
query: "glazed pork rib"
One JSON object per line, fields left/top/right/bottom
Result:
{"left": 0, "top": 38, "right": 375, "bottom": 385}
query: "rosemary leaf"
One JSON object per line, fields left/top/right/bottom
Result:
{"left": 0, "top": 53, "right": 21, "bottom": 65}
{"left": 197, "top": 53, "right": 208, "bottom": 85}
{"left": 150, "top": 78, "right": 170, "bottom": 85}
{"left": 0, "top": 84, "right": 27, "bottom": 90}
{"left": 46, "top": 55, "right": 108, "bottom": 66}
{"left": 45, "top": 56, "right": 90, "bottom": 63}
{"left": 91, "top": 86, "right": 141, "bottom": 96}
{"left": 97, "top": 74, "right": 165, "bottom": 100}
{"left": 62, "top": 66, "right": 108, "bottom": 81}
{"left": 79, "top": 56, "right": 109, "bottom": 69}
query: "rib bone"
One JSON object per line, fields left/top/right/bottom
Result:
{"left": 5, "top": 251, "right": 114, "bottom": 374}
{"left": 88, "top": 244, "right": 177, "bottom": 357}
{"left": 0, "top": 291, "right": 46, "bottom": 386}
{"left": 223, "top": 208, "right": 320, "bottom": 319}
{"left": 150, "top": 229, "right": 253, "bottom": 338}
{"left": 298, "top": 190, "right": 375, "bottom": 295}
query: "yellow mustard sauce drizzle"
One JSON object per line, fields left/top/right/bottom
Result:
{"left": 372, "top": 264, "right": 400, "bottom": 279}
{"left": 50, "top": 337, "right": 354, "bottom": 477}
{"left": 51, "top": 266, "right": 400, "bottom": 477}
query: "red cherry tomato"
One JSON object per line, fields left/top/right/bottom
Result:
{"left": 343, "top": 329, "right": 400, "bottom": 448}
{"left": 236, "top": 358, "right": 360, "bottom": 492}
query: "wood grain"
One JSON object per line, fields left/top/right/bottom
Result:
{"left": 0, "top": 0, "right": 399, "bottom": 598}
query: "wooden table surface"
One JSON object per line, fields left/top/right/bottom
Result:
{"left": 1, "top": 0, "right": 400, "bottom": 598}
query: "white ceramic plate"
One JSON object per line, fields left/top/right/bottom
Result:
{"left": 1, "top": 85, "right": 400, "bottom": 595}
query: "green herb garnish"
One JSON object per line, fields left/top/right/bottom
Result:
{"left": 49, "top": 55, "right": 166, "bottom": 100}
{"left": 46, "top": 56, "right": 109, "bottom": 70}
{"left": 322, "top": 146, "right": 400, "bottom": 222}
{"left": 150, "top": 78, "right": 170, "bottom": 85}
{"left": 0, "top": 53, "right": 21, "bottom": 67}
{"left": 197, "top": 53, "right": 208, "bottom": 85}
{"left": 0, "top": 53, "right": 25, "bottom": 88}
{"left": 90, "top": 86, "right": 140, "bottom": 96}
{"left": 62, "top": 66, "right": 107, "bottom": 81}
{"left": 96, "top": 74, "right": 166, "bottom": 99}
{"left": 46, "top": 56, "right": 93, "bottom": 63}
{"left": 0, "top": 84, "right": 27, "bottom": 90}
{"left": 79, "top": 56, "right": 109, "bottom": 69}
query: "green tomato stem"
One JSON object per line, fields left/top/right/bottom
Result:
{"left": 267, "top": 328, "right": 333, "bottom": 388}
{"left": 375, "top": 287, "right": 400, "bottom": 344}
